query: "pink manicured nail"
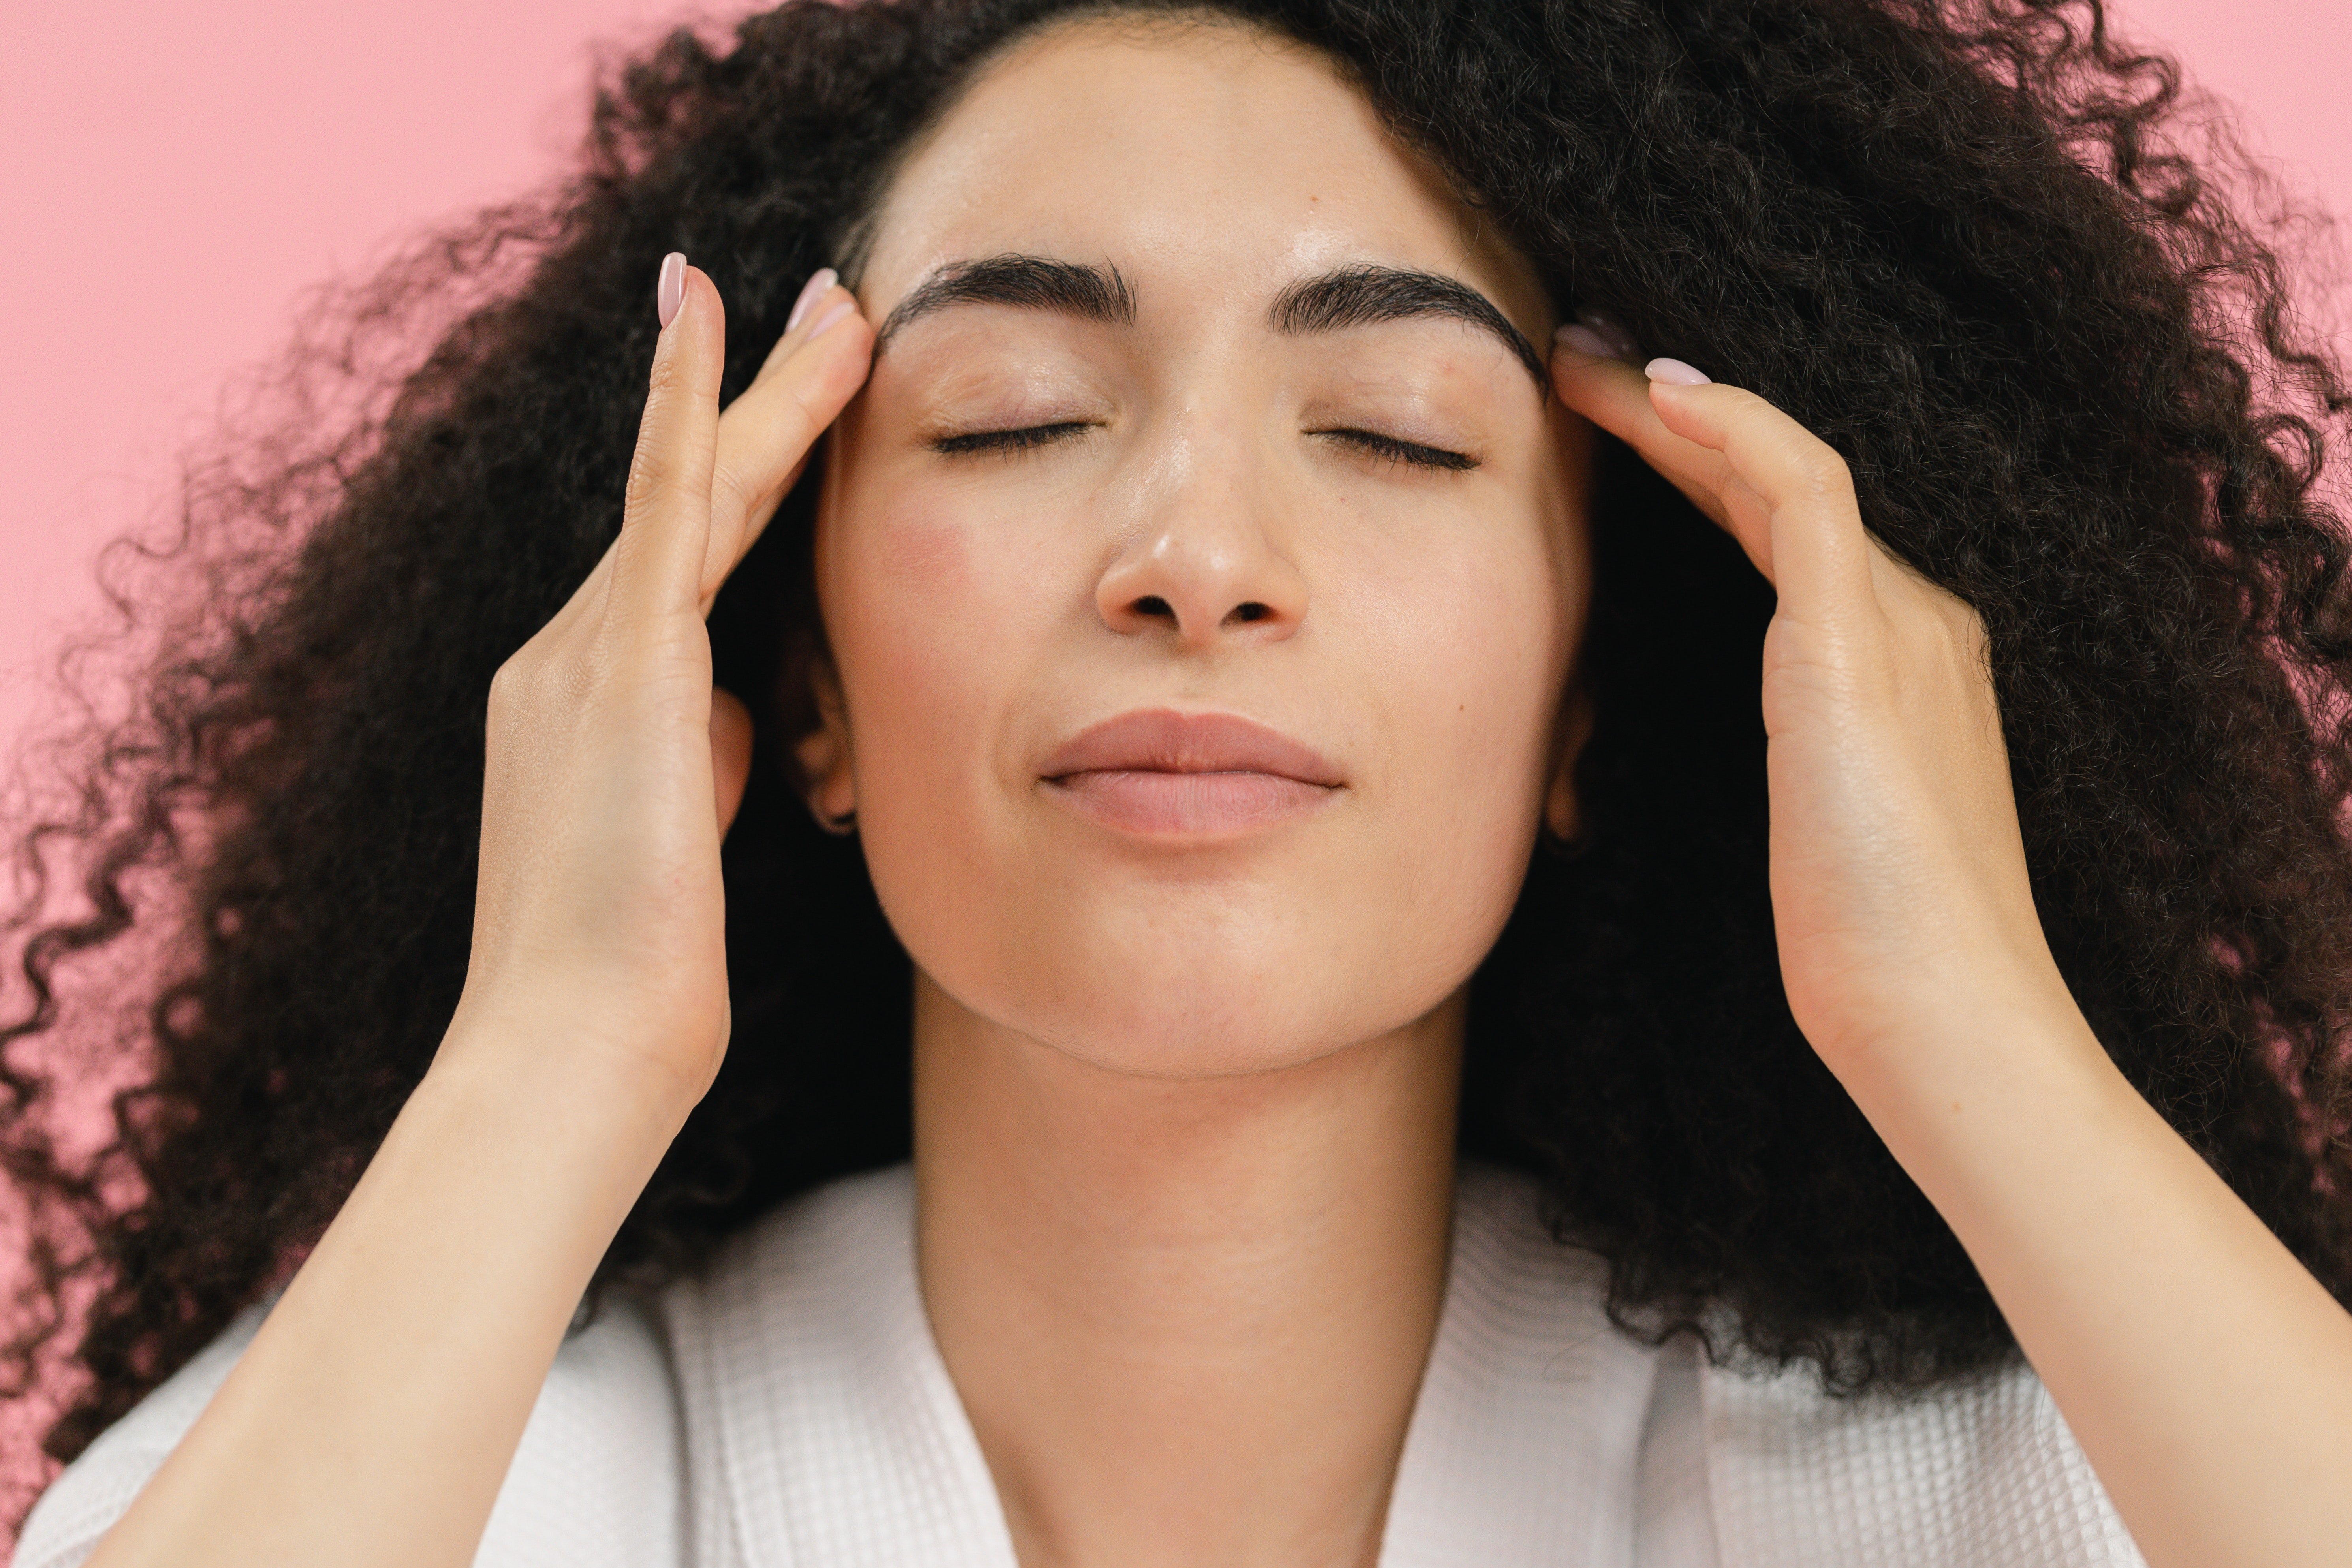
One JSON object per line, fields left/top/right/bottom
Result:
{"left": 657, "top": 252, "right": 687, "bottom": 329}
{"left": 807, "top": 299, "right": 856, "bottom": 341}
{"left": 1575, "top": 309, "right": 1641, "bottom": 360}
{"left": 1645, "top": 357, "right": 1711, "bottom": 386}
{"left": 1556, "top": 323, "right": 1618, "bottom": 358}
{"left": 788, "top": 267, "right": 838, "bottom": 332}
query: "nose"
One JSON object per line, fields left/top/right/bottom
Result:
{"left": 1095, "top": 436, "right": 1308, "bottom": 650}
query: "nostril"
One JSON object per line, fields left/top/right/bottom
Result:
{"left": 1226, "top": 602, "right": 1271, "bottom": 625}
{"left": 1130, "top": 595, "right": 1176, "bottom": 620}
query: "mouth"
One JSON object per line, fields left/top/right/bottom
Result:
{"left": 1038, "top": 708, "right": 1345, "bottom": 837}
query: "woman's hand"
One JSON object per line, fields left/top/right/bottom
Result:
{"left": 1550, "top": 334, "right": 2352, "bottom": 1568}
{"left": 1547, "top": 342, "right": 2073, "bottom": 1077}
{"left": 79, "top": 261, "right": 874, "bottom": 1568}
{"left": 447, "top": 258, "right": 872, "bottom": 1110}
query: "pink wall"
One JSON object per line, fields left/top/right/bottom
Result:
{"left": 0, "top": 0, "right": 2345, "bottom": 1534}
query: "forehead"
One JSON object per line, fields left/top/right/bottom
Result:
{"left": 855, "top": 15, "right": 1550, "bottom": 329}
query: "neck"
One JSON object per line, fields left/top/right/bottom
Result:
{"left": 912, "top": 972, "right": 1465, "bottom": 1568}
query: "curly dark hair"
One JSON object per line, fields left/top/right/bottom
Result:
{"left": 6, "top": 0, "right": 2351, "bottom": 1524}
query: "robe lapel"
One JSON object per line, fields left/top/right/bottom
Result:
{"left": 669, "top": 1166, "right": 1021, "bottom": 1568}
{"left": 1378, "top": 1163, "right": 1660, "bottom": 1568}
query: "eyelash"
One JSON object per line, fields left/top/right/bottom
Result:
{"left": 931, "top": 422, "right": 1093, "bottom": 456}
{"left": 1313, "top": 429, "right": 1480, "bottom": 472}
{"left": 932, "top": 423, "right": 1478, "bottom": 472}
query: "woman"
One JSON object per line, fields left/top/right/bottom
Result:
{"left": 6, "top": 0, "right": 2351, "bottom": 1562}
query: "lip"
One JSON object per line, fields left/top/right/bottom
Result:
{"left": 1039, "top": 709, "right": 1345, "bottom": 837}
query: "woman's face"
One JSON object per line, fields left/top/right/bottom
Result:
{"left": 812, "top": 15, "right": 1591, "bottom": 1076}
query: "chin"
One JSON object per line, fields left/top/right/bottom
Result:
{"left": 953, "top": 914, "right": 1472, "bottom": 1081}
{"left": 1024, "top": 981, "right": 1367, "bottom": 1080}
{"left": 867, "top": 797, "right": 1534, "bottom": 1079}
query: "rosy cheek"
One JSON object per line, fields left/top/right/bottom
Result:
{"left": 873, "top": 501, "right": 979, "bottom": 603}
{"left": 840, "top": 494, "right": 1023, "bottom": 807}
{"left": 845, "top": 506, "right": 981, "bottom": 705}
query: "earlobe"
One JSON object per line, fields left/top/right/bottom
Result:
{"left": 712, "top": 686, "right": 756, "bottom": 837}
{"left": 795, "top": 728, "right": 857, "bottom": 833}
{"left": 1542, "top": 680, "right": 1596, "bottom": 846}
{"left": 1544, "top": 766, "right": 1579, "bottom": 843}
{"left": 795, "top": 662, "right": 858, "bottom": 834}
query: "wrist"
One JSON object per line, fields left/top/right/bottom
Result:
{"left": 1825, "top": 975, "right": 2130, "bottom": 1211}
{"left": 426, "top": 1004, "right": 710, "bottom": 1165}
{"left": 1807, "top": 925, "right": 2096, "bottom": 1088}
{"left": 436, "top": 983, "right": 722, "bottom": 1128}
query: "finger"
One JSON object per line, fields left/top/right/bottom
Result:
{"left": 1549, "top": 337, "right": 1763, "bottom": 568}
{"left": 702, "top": 274, "right": 876, "bottom": 613}
{"left": 611, "top": 255, "right": 727, "bottom": 626}
{"left": 1640, "top": 374, "right": 1876, "bottom": 627}
{"left": 710, "top": 686, "right": 754, "bottom": 836}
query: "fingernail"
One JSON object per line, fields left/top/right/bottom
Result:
{"left": 1645, "top": 357, "right": 1711, "bottom": 386}
{"left": 1575, "top": 308, "right": 1641, "bottom": 360}
{"left": 657, "top": 252, "right": 687, "bottom": 329}
{"left": 788, "top": 266, "right": 838, "bottom": 333}
{"left": 1556, "top": 323, "right": 1618, "bottom": 358}
{"left": 807, "top": 299, "right": 856, "bottom": 341}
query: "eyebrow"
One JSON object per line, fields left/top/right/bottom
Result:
{"left": 874, "top": 253, "right": 1547, "bottom": 390}
{"left": 1270, "top": 264, "right": 1549, "bottom": 388}
{"left": 874, "top": 254, "right": 1137, "bottom": 347}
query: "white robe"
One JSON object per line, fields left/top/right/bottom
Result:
{"left": 15, "top": 1162, "right": 2147, "bottom": 1568}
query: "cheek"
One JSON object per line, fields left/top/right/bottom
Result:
{"left": 1339, "top": 510, "right": 1578, "bottom": 822}
{"left": 825, "top": 484, "right": 1001, "bottom": 785}
{"left": 1291, "top": 499, "right": 1582, "bottom": 1011}
{"left": 872, "top": 502, "right": 981, "bottom": 598}
{"left": 817, "top": 464, "right": 1073, "bottom": 918}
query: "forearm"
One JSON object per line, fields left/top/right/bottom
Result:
{"left": 83, "top": 1027, "right": 692, "bottom": 1568}
{"left": 1840, "top": 989, "right": 2352, "bottom": 1568}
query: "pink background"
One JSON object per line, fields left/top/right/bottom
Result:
{"left": 0, "top": 0, "right": 2345, "bottom": 1537}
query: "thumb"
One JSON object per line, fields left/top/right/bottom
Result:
{"left": 711, "top": 686, "right": 754, "bottom": 837}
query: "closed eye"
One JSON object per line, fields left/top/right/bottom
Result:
{"left": 1312, "top": 428, "right": 1479, "bottom": 472}
{"left": 933, "top": 422, "right": 1475, "bottom": 470}
{"left": 933, "top": 422, "right": 1094, "bottom": 456}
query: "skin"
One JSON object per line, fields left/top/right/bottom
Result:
{"left": 76, "top": 16, "right": 2352, "bottom": 1568}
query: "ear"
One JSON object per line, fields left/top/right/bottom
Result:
{"left": 711, "top": 686, "right": 755, "bottom": 837}
{"left": 793, "top": 658, "right": 857, "bottom": 831}
{"left": 1543, "top": 676, "right": 1596, "bottom": 845}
